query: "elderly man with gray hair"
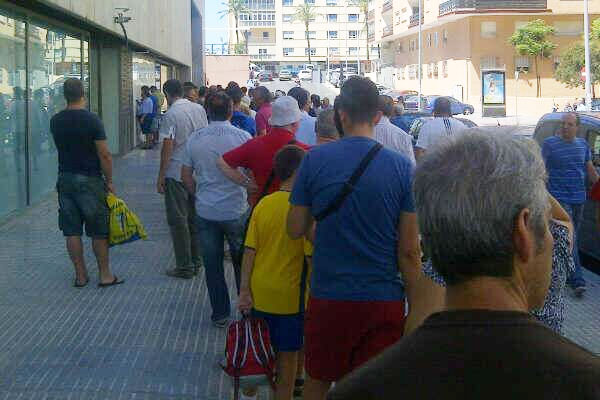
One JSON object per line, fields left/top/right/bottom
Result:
{"left": 328, "top": 130, "right": 600, "bottom": 400}
{"left": 315, "top": 109, "right": 339, "bottom": 145}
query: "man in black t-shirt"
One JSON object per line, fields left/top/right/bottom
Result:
{"left": 328, "top": 131, "right": 600, "bottom": 400}
{"left": 50, "top": 78, "right": 123, "bottom": 288}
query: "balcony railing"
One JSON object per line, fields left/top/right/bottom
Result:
{"left": 408, "top": 13, "right": 423, "bottom": 27}
{"left": 382, "top": 0, "right": 393, "bottom": 12}
{"left": 240, "top": 20, "right": 275, "bottom": 27}
{"left": 368, "top": 10, "right": 375, "bottom": 20}
{"left": 382, "top": 26, "right": 393, "bottom": 37}
{"left": 250, "top": 53, "right": 276, "bottom": 60}
{"left": 439, "top": 0, "right": 548, "bottom": 16}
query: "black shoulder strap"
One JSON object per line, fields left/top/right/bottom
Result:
{"left": 315, "top": 143, "right": 383, "bottom": 222}
{"left": 258, "top": 139, "right": 297, "bottom": 201}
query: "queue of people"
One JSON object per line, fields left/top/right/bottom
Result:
{"left": 49, "top": 75, "right": 600, "bottom": 400}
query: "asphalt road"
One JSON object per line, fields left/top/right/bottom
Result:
{"left": 261, "top": 79, "right": 339, "bottom": 103}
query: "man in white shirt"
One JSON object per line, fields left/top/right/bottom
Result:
{"left": 375, "top": 95, "right": 415, "bottom": 165}
{"left": 157, "top": 79, "right": 209, "bottom": 279}
{"left": 288, "top": 86, "right": 316, "bottom": 145}
{"left": 415, "top": 97, "right": 468, "bottom": 160}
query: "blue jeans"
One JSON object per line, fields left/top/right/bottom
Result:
{"left": 195, "top": 211, "right": 249, "bottom": 321}
{"left": 560, "top": 201, "right": 586, "bottom": 288}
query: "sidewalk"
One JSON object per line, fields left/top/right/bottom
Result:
{"left": 0, "top": 148, "right": 239, "bottom": 399}
{"left": 0, "top": 147, "right": 599, "bottom": 399}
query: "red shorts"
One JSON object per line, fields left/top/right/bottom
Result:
{"left": 304, "top": 297, "right": 405, "bottom": 382}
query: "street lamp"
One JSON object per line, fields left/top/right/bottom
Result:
{"left": 243, "top": 30, "right": 250, "bottom": 55}
{"left": 584, "top": 0, "right": 593, "bottom": 108}
{"left": 417, "top": 0, "right": 423, "bottom": 111}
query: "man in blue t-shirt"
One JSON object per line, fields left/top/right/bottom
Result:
{"left": 287, "top": 77, "right": 422, "bottom": 398}
{"left": 227, "top": 86, "right": 256, "bottom": 136}
{"left": 542, "top": 112, "right": 599, "bottom": 297}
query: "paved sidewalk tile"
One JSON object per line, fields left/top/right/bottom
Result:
{"left": 0, "top": 147, "right": 599, "bottom": 399}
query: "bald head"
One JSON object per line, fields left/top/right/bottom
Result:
{"left": 561, "top": 112, "right": 579, "bottom": 141}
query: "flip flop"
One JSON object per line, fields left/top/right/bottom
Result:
{"left": 74, "top": 278, "right": 89, "bottom": 288}
{"left": 98, "top": 276, "right": 125, "bottom": 288}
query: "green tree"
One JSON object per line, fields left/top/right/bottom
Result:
{"left": 356, "top": 0, "right": 370, "bottom": 61}
{"left": 592, "top": 18, "right": 600, "bottom": 40}
{"left": 509, "top": 19, "right": 557, "bottom": 97}
{"left": 218, "top": 0, "right": 249, "bottom": 46}
{"left": 234, "top": 42, "right": 246, "bottom": 55}
{"left": 554, "top": 21, "right": 600, "bottom": 96}
{"left": 295, "top": 3, "right": 316, "bottom": 64}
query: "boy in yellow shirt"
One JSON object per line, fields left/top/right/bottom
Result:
{"left": 239, "top": 145, "right": 308, "bottom": 400}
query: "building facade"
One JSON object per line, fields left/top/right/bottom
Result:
{"left": 369, "top": 0, "right": 599, "bottom": 115}
{"left": 0, "top": 0, "right": 205, "bottom": 220}
{"left": 230, "top": 0, "right": 379, "bottom": 72}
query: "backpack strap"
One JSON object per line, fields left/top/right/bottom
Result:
{"left": 258, "top": 139, "right": 297, "bottom": 201}
{"left": 315, "top": 143, "right": 383, "bottom": 222}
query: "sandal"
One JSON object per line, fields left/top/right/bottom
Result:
{"left": 74, "top": 278, "right": 89, "bottom": 288}
{"left": 98, "top": 276, "right": 125, "bottom": 288}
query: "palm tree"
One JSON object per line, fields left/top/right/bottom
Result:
{"left": 357, "top": 0, "right": 370, "bottom": 61}
{"left": 295, "top": 3, "right": 316, "bottom": 64}
{"left": 218, "top": 0, "right": 249, "bottom": 47}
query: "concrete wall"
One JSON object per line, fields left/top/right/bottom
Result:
{"left": 41, "top": 0, "right": 194, "bottom": 66}
{"left": 205, "top": 55, "right": 250, "bottom": 87}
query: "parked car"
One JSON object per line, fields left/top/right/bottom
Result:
{"left": 258, "top": 71, "right": 274, "bottom": 82}
{"left": 398, "top": 114, "right": 477, "bottom": 146}
{"left": 403, "top": 95, "right": 430, "bottom": 111}
{"left": 533, "top": 112, "right": 600, "bottom": 260}
{"left": 405, "top": 95, "right": 474, "bottom": 115}
{"left": 376, "top": 84, "right": 390, "bottom": 94}
{"left": 279, "top": 70, "right": 292, "bottom": 81}
{"left": 329, "top": 71, "right": 341, "bottom": 87}
{"left": 298, "top": 70, "right": 312, "bottom": 81}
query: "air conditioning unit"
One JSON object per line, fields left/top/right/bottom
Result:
{"left": 515, "top": 56, "right": 530, "bottom": 73}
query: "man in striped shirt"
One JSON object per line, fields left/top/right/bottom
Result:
{"left": 374, "top": 95, "right": 415, "bottom": 165}
{"left": 415, "top": 97, "right": 467, "bottom": 160}
{"left": 542, "top": 112, "right": 599, "bottom": 297}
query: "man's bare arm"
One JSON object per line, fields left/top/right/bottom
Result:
{"left": 238, "top": 247, "right": 257, "bottom": 313}
{"left": 181, "top": 165, "right": 196, "bottom": 196}
{"left": 95, "top": 140, "right": 114, "bottom": 193}
{"left": 397, "top": 212, "right": 443, "bottom": 334}
{"left": 587, "top": 161, "right": 599, "bottom": 185}
{"left": 287, "top": 205, "right": 313, "bottom": 240}
{"left": 157, "top": 139, "right": 174, "bottom": 194}
{"left": 414, "top": 147, "right": 425, "bottom": 161}
{"left": 216, "top": 157, "right": 258, "bottom": 191}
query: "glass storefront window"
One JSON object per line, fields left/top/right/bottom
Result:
{"left": 0, "top": 6, "right": 89, "bottom": 220}
{"left": 0, "top": 11, "right": 27, "bottom": 217}
{"left": 28, "top": 23, "right": 82, "bottom": 204}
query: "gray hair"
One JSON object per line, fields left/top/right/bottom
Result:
{"left": 413, "top": 128, "right": 549, "bottom": 285}
{"left": 315, "top": 109, "right": 339, "bottom": 139}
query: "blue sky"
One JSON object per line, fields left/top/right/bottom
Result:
{"left": 205, "top": 1, "right": 229, "bottom": 45}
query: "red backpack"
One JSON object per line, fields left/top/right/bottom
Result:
{"left": 222, "top": 317, "right": 276, "bottom": 399}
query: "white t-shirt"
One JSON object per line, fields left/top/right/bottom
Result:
{"left": 416, "top": 117, "right": 468, "bottom": 151}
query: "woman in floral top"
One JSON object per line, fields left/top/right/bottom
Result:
{"left": 421, "top": 195, "right": 575, "bottom": 334}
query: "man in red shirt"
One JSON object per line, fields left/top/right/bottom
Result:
{"left": 254, "top": 86, "right": 273, "bottom": 136}
{"left": 217, "top": 96, "right": 309, "bottom": 206}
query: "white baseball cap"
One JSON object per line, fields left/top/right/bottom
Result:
{"left": 269, "top": 96, "right": 302, "bottom": 127}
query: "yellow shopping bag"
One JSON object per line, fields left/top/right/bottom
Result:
{"left": 107, "top": 193, "right": 148, "bottom": 247}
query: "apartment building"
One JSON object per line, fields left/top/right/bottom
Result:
{"left": 0, "top": 0, "right": 204, "bottom": 220}
{"left": 231, "top": 0, "right": 379, "bottom": 72}
{"left": 369, "top": 0, "right": 600, "bottom": 115}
